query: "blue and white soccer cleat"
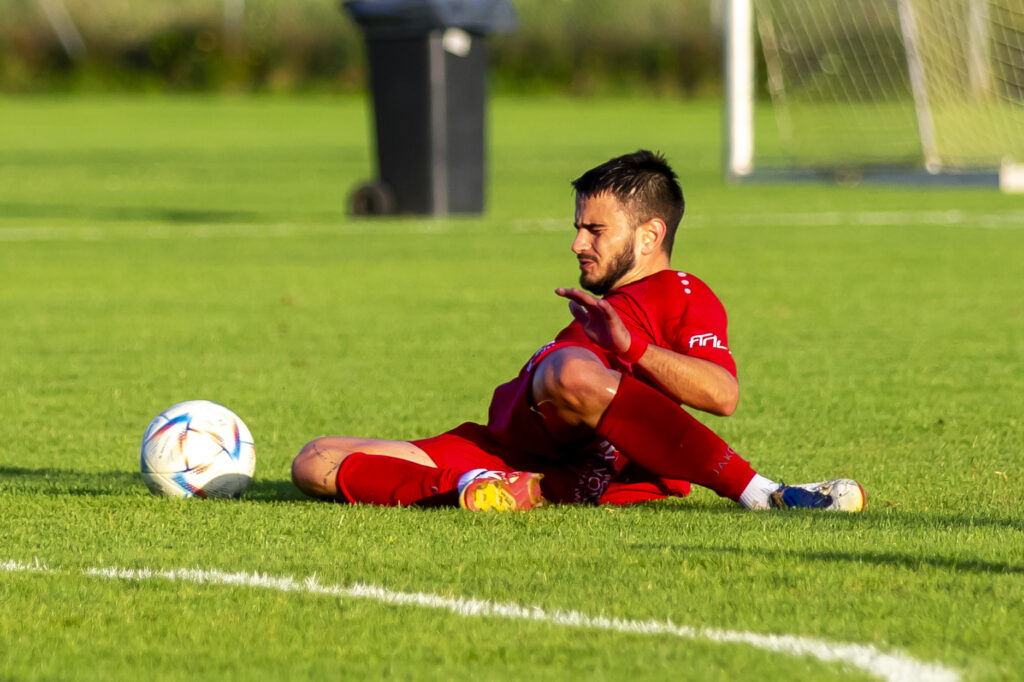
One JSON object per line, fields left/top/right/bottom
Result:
{"left": 769, "top": 479, "right": 866, "bottom": 512}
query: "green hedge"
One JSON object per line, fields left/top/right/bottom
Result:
{"left": 0, "top": 0, "right": 722, "bottom": 94}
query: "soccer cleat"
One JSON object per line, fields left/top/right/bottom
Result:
{"left": 769, "top": 479, "right": 866, "bottom": 512}
{"left": 459, "top": 471, "right": 547, "bottom": 512}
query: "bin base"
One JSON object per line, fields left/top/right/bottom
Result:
{"left": 350, "top": 182, "right": 398, "bottom": 216}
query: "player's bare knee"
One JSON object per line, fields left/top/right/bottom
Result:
{"left": 533, "top": 349, "right": 620, "bottom": 420}
{"left": 290, "top": 440, "right": 317, "bottom": 490}
{"left": 291, "top": 438, "right": 342, "bottom": 496}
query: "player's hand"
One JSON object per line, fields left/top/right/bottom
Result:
{"left": 555, "top": 287, "right": 632, "bottom": 355}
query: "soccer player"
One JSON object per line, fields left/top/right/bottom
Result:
{"left": 291, "top": 150, "right": 865, "bottom": 512}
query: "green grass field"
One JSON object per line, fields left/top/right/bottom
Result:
{"left": 0, "top": 95, "right": 1021, "bottom": 681}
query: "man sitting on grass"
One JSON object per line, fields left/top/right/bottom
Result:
{"left": 291, "top": 150, "right": 865, "bottom": 512}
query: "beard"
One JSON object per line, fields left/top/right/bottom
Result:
{"left": 579, "top": 242, "right": 636, "bottom": 296}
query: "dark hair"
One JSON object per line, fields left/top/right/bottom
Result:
{"left": 571, "top": 150, "right": 685, "bottom": 254}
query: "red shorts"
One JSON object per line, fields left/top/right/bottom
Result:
{"left": 413, "top": 422, "right": 689, "bottom": 505}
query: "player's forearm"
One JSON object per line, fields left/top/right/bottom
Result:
{"left": 632, "top": 344, "right": 739, "bottom": 416}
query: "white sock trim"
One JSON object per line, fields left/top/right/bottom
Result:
{"left": 738, "top": 473, "right": 778, "bottom": 510}
{"left": 456, "top": 468, "right": 490, "bottom": 496}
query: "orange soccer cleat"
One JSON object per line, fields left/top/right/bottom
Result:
{"left": 458, "top": 471, "right": 548, "bottom": 512}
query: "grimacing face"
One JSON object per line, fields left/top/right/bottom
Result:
{"left": 572, "top": 193, "right": 638, "bottom": 295}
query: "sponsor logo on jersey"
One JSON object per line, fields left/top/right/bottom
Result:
{"left": 689, "top": 332, "right": 729, "bottom": 351}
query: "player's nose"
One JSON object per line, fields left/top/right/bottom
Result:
{"left": 571, "top": 230, "right": 590, "bottom": 254}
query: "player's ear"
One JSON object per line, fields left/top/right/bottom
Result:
{"left": 637, "top": 218, "right": 666, "bottom": 256}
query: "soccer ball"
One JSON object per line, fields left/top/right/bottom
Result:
{"left": 140, "top": 400, "right": 256, "bottom": 499}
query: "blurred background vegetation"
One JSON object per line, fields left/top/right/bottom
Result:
{"left": 0, "top": 0, "right": 723, "bottom": 95}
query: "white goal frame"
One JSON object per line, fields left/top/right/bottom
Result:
{"left": 723, "top": 0, "right": 1024, "bottom": 188}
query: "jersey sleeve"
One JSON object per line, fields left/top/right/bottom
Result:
{"left": 666, "top": 275, "right": 737, "bottom": 377}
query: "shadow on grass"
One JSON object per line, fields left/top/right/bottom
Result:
{"left": 0, "top": 202, "right": 269, "bottom": 224}
{"left": 0, "top": 466, "right": 141, "bottom": 497}
{"left": 652, "top": 497, "right": 1024, "bottom": 533}
{"left": 244, "top": 478, "right": 307, "bottom": 502}
{"left": 626, "top": 540, "right": 1024, "bottom": 576}
{"left": 0, "top": 466, "right": 305, "bottom": 502}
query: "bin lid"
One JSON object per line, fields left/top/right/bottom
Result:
{"left": 344, "top": 0, "right": 516, "bottom": 36}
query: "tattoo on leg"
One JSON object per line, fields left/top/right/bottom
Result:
{"left": 322, "top": 461, "right": 342, "bottom": 491}
{"left": 311, "top": 445, "right": 336, "bottom": 463}
{"left": 311, "top": 445, "right": 348, "bottom": 499}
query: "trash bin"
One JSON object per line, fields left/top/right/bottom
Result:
{"left": 344, "top": 0, "right": 516, "bottom": 215}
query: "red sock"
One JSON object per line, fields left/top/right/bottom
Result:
{"left": 336, "top": 452, "right": 463, "bottom": 507}
{"left": 595, "top": 375, "right": 755, "bottom": 501}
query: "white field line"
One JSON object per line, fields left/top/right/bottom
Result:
{"left": 693, "top": 209, "right": 1024, "bottom": 229}
{"left": 0, "top": 221, "right": 460, "bottom": 243}
{"left": 2, "top": 558, "right": 957, "bottom": 682}
{"left": 0, "top": 208, "right": 1020, "bottom": 243}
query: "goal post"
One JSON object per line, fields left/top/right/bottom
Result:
{"left": 723, "top": 0, "right": 1024, "bottom": 187}
{"left": 724, "top": 0, "right": 755, "bottom": 178}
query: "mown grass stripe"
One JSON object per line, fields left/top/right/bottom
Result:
{"left": 2, "top": 559, "right": 959, "bottom": 682}
{"left": 0, "top": 208, "right": 1021, "bottom": 244}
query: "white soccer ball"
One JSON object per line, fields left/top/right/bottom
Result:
{"left": 140, "top": 400, "right": 256, "bottom": 499}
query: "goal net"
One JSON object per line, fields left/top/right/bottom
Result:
{"left": 725, "top": 0, "right": 1024, "bottom": 181}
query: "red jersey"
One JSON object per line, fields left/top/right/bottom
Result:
{"left": 554, "top": 269, "right": 736, "bottom": 379}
